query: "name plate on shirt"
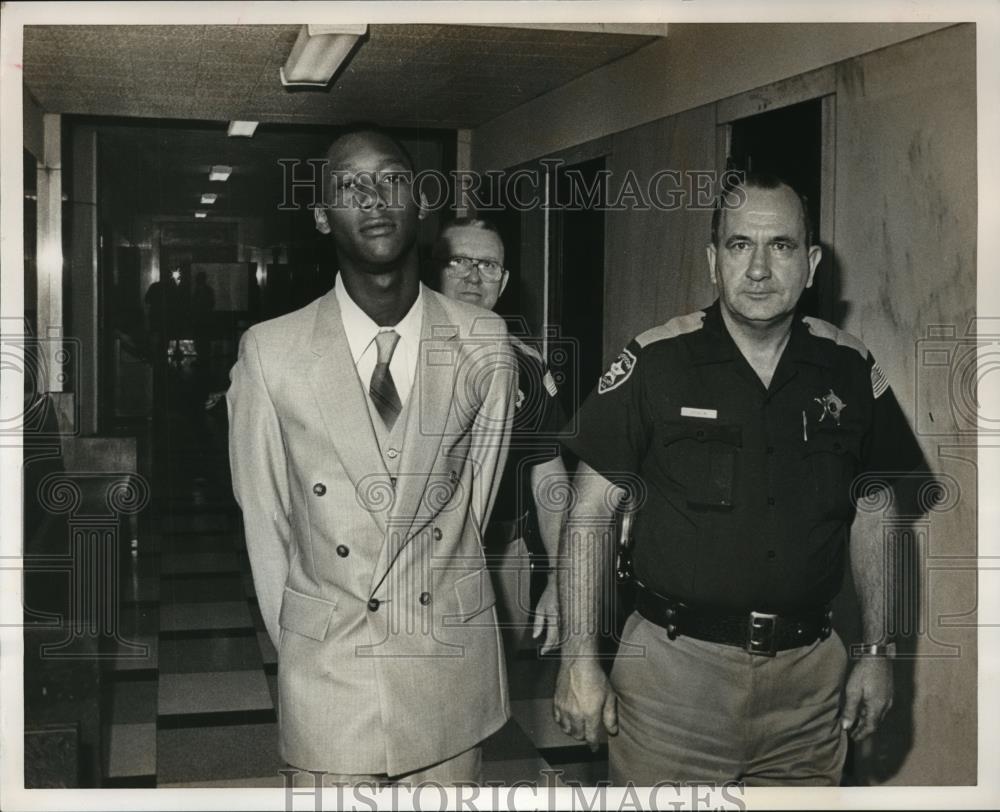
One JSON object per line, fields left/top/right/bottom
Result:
{"left": 680, "top": 406, "right": 718, "bottom": 419}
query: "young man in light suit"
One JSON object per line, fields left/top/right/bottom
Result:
{"left": 227, "top": 127, "right": 516, "bottom": 784}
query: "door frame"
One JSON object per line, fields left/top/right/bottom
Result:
{"left": 535, "top": 135, "right": 613, "bottom": 362}
{"left": 715, "top": 66, "right": 837, "bottom": 320}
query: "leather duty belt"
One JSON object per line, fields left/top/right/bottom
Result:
{"left": 634, "top": 581, "right": 833, "bottom": 657}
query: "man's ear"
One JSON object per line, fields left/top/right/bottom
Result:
{"left": 706, "top": 243, "right": 718, "bottom": 286}
{"left": 418, "top": 190, "right": 430, "bottom": 221}
{"left": 499, "top": 270, "right": 510, "bottom": 298}
{"left": 805, "top": 244, "right": 823, "bottom": 288}
{"left": 313, "top": 206, "right": 331, "bottom": 235}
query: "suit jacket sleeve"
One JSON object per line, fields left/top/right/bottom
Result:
{"left": 227, "top": 329, "right": 291, "bottom": 645}
{"left": 467, "top": 333, "right": 517, "bottom": 537}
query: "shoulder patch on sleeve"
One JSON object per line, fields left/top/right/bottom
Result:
{"left": 599, "top": 347, "right": 637, "bottom": 394}
{"left": 870, "top": 359, "right": 890, "bottom": 399}
{"left": 802, "top": 316, "right": 869, "bottom": 361}
{"left": 635, "top": 310, "right": 707, "bottom": 349}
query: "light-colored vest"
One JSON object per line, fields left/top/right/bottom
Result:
{"left": 365, "top": 363, "right": 416, "bottom": 482}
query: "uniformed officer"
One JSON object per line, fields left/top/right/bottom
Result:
{"left": 553, "top": 172, "right": 925, "bottom": 785}
{"left": 434, "top": 217, "right": 568, "bottom": 655}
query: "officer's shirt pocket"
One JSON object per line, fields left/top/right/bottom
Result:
{"left": 801, "top": 427, "right": 862, "bottom": 519}
{"left": 657, "top": 420, "right": 742, "bottom": 510}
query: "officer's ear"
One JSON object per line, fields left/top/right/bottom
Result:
{"left": 314, "top": 206, "right": 331, "bottom": 235}
{"left": 499, "top": 270, "right": 510, "bottom": 298}
{"left": 706, "top": 242, "right": 718, "bottom": 286}
{"left": 417, "top": 189, "right": 430, "bottom": 221}
{"left": 805, "top": 243, "right": 822, "bottom": 288}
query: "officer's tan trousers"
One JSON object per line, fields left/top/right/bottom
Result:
{"left": 608, "top": 611, "right": 848, "bottom": 786}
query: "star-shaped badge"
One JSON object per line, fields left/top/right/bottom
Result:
{"left": 815, "top": 389, "right": 847, "bottom": 426}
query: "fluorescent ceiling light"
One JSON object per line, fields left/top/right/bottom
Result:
{"left": 201, "top": 193, "right": 218, "bottom": 205}
{"left": 194, "top": 211, "right": 207, "bottom": 219}
{"left": 209, "top": 165, "right": 232, "bottom": 182}
{"left": 280, "top": 24, "right": 367, "bottom": 87}
{"left": 228, "top": 121, "right": 259, "bottom": 137}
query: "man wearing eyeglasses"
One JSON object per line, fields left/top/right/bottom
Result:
{"left": 434, "top": 217, "right": 568, "bottom": 658}
{"left": 228, "top": 129, "right": 516, "bottom": 785}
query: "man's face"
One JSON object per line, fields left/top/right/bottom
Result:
{"left": 706, "top": 184, "right": 822, "bottom": 328}
{"left": 437, "top": 226, "right": 507, "bottom": 310}
{"left": 316, "top": 132, "right": 423, "bottom": 270}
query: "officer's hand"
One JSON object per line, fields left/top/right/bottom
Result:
{"left": 841, "top": 657, "right": 893, "bottom": 741}
{"left": 531, "top": 582, "right": 560, "bottom": 655}
{"left": 553, "top": 658, "right": 618, "bottom": 751}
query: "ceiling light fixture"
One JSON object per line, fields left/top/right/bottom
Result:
{"left": 209, "top": 165, "right": 232, "bottom": 182}
{"left": 280, "top": 24, "right": 368, "bottom": 87}
{"left": 194, "top": 211, "right": 207, "bottom": 219}
{"left": 228, "top": 121, "right": 259, "bottom": 138}
{"left": 201, "top": 193, "right": 218, "bottom": 205}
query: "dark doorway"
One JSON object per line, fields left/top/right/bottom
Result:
{"left": 728, "top": 98, "right": 825, "bottom": 318}
{"left": 490, "top": 195, "right": 522, "bottom": 324}
{"left": 549, "top": 156, "right": 606, "bottom": 418}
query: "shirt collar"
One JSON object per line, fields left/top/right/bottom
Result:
{"left": 784, "top": 313, "right": 833, "bottom": 369}
{"left": 334, "top": 272, "right": 424, "bottom": 364}
{"left": 690, "top": 299, "right": 830, "bottom": 369}
{"left": 688, "top": 300, "right": 734, "bottom": 365}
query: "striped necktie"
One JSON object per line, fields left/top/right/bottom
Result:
{"left": 370, "top": 330, "right": 402, "bottom": 431}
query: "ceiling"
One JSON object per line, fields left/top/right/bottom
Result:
{"left": 95, "top": 121, "right": 449, "bottom": 225}
{"left": 23, "top": 24, "right": 657, "bottom": 128}
{"left": 22, "top": 24, "right": 657, "bottom": 226}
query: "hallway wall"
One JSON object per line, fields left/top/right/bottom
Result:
{"left": 831, "top": 23, "right": 977, "bottom": 786}
{"left": 471, "top": 22, "right": 950, "bottom": 174}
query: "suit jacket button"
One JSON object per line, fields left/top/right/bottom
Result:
{"left": 367, "top": 598, "right": 380, "bottom": 612}
{"left": 419, "top": 592, "right": 431, "bottom": 606}
{"left": 313, "top": 483, "right": 326, "bottom": 496}
{"left": 433, "top": 527, "right": 443, "bottom": 541}
{"left": 336, "top": 545, "right": 349, "bottom": 558}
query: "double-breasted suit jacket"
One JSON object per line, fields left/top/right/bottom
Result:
{"left": 227, "top": 284, "right": 516, "bottom": 775}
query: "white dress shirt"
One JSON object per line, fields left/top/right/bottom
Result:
{"left": 334, "top": 273, "right": 423, "bottom": 407}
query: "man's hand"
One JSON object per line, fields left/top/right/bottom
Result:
{"left": 531, "top": 581, "right": 560, "bottom": 655}
{"left": 841, "top": 657, "right": 893, "bottom": 741}
{"left": 553, "top": 658, "right": 618, "bottom": 751}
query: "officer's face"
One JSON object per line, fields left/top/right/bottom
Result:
{"left": 706, "top": 184, "right": 821, "bottom": 328}
{"left": 437, "top": 226, "right": 508, "bottom": 311}
{"left": 314, "top": 132, "right": 424, "bottom": 271}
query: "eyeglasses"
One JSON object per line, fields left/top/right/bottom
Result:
{"left": 444, "top": 256, "right": 506, "bottom": 282}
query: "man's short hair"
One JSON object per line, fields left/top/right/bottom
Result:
{"left": 711, "top": 170, "right": 815, "bottom": 247}
{"left": 432, "top": 216, "right": 504, "bottom": 260}
{"left": 324, "top": 122, "right": 415, "bottom": 172}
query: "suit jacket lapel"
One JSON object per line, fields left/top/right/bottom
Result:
{"left": 387, "top": 289, "right": 457, "bottom": 544}
{"left": 308, "top": 289, "right": 389, "bottom": 536}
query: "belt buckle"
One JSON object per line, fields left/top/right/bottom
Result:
{"left": 747, "top": 611, "right": 779, "bottom": 657}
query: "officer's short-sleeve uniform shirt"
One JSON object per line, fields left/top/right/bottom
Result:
{"left": 562, "top": 300, "right": 924, "bottom": 612}
{"left": 491, "top": 335, "right": 568, "bottom": 524}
